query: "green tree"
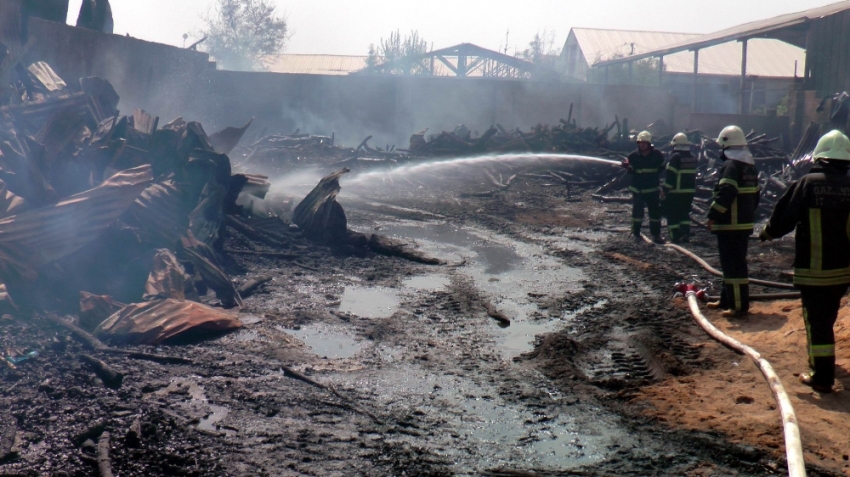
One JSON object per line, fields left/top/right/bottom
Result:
{"left": 200, "top": 0, "right": 288, "bottom": 71}
{"left": 367, "top": 30, "right": 430, "bottom": 75}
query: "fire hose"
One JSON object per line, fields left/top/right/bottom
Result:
{"left": 677, "top": 284, "right": 806, "bottom": 477}
{"left": 640, "top": 234, "right": 798, "bottom": 291}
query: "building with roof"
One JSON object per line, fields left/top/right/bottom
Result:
{"left": 591, "top": 0, "right": 850, "bottom": 129}
{"left": 559, "top": 27, "right": 805, "bottom": 115}
{"left": 266, "top": 44, "right": 539, "bottom": 79}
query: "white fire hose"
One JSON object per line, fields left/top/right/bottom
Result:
{"left": 681, "top": 288, "right": 806, "bottom": 477}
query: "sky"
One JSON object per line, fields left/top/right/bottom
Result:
{"left": 66, "top": 0, "right": 840, "bottom": 56}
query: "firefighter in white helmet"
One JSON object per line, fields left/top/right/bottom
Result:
{"left": 661, "top": 133, "right": 697, "bottom": 242}
{"left": 706, "top": 125, "right": 760, "bottom": 317}
{"left": 759, "top": 130, "right": 850, "bottom": 393}
{"left": 622, "top": 130, "right": 665, "bottom": 243}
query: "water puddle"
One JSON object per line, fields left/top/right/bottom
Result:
{"left": 369, "top": 222, "right": 584, "bottom": 335}
{"left": 402, "top": 273, "right": 450, "bottom": 291}
{"left": 158, "top": 377, "right": 235, "bottom": 436}
{"left": 278, "top": 324, "right": 363, "bottom": 359}
{"left": 338, "top": 285, "right": 400, "bottom": 318}
{"left": 198, "top": 404, "right": 231, "bottom": 434}
{"left": 332, "top": 366, "right": 631, "bottom": 473}
{"left": 498, "top": 300, "right": 608, "bottom": 359}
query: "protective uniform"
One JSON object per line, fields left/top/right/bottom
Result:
{"left": 707, "top": 126, "right": 760, "bottom": 315}
{"left": 626, "top": 131, "right": 665, "bottom": 239}
{"left": 760, "top": 130, "right": 850, "bottom": 392}
{"left": 663, "top": 133, "right": 697, "bottom": 242}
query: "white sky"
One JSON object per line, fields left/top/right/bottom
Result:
{"left": 67, "top": 0, "right": 840, "bottom": 56}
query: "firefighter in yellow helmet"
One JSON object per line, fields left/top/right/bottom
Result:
{"left": 759, "top": 130, "right": 850, "bottom": 393}
{"left": 622, "top": 130, "right": 665, "bottom": 243}
{"left": 661, "top": 133, "right": 697, "bottom": 243}
{"left": 706, "top": 126, "right": 760, "bottom": 317}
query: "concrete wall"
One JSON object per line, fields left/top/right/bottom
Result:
{"left": 9, "top": 18, "right": 681, "bottom": 148}
{"left": 24, "top": 18, "right": 214, "bottom": 121}
{"left": 196, "top": 71, "right": 679, "bottom": 147}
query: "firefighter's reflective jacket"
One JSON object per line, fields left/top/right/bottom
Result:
{"left": 708, "top": 159, "right": 760, "bottom": 232}
{"left": 626, "top": 148, "right": 665, "bottom": 194}
{"left": 762, "top": 165, "right": 850, "bottom": 286}
{"left": 663, "top": 151, "right": 697, "bottom": 194}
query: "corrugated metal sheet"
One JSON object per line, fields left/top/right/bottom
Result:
{"left": 572, "top": 28, "right": 698, "bottom": 65}
{"left": 572, "top": 28, "right": 805, "bottom": 78}
{"left": 594, "top": 0, "right": 850, "bottom": 66}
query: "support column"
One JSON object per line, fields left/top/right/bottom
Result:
{"left": 658, "top": 55, "right": 664, "bottom": 85}
{"left": 605, "top": 66, "right": 609, "bottom": 84}
{"left": 628, "top": 61, "right": 633, "bottom": 83}
{"left": 740, "top": 38, "right": 748, "bottom": 114}
{"left": 692, "top": 49, "right": 700, "bottom": 112}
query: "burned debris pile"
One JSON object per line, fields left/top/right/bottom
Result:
{"left": 0, "top": 60, "right": 259, "bottom": 345}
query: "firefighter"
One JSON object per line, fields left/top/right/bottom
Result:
{"left": 706, "top": 125, "right": 760, "bottom": 317}
{"left": 623, "top": 130, "right": 665, "bottom": 243}
{"left": 759, "top": 130, "right": 850, "bottom": 393}
{"left": 661, "top": 133, "right": 697, "bottom": 243}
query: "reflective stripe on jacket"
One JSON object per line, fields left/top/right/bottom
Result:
{"left": 663, "top": 151, "right": 697, "bottom": 194}
{"left": 627, "top": 148, "right": 664, "bottom": 194}
{"left": 707, "top": 159, "right": 760, "bottom": 232}
{"left": 762, "top": 165, "right": 850, "bottom": 286}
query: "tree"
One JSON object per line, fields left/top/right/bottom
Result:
{"left": 366, "top": 30, "right": 430, "bottom": 75}
{"left": 517, "top": 29, "right": 558, "bottom": 64}
{"left": 516, "top": 29, "right": 562, "bottom": 81}
{"left": 200, "top": 0, "right": 288, "bottom": 71}
{"left": 589, "top": 53, "right": 664, "bottom": 86}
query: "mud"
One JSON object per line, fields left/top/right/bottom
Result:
{"left": 1, "top": 157, "right": 846, "bottom": 476}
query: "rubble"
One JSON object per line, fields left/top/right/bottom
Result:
{"left": 0, "top": 57, "right": 275, "bottom": 345}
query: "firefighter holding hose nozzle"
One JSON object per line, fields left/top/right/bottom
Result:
{"left": 622, "top": 130, "right": 665, "bottom": 243}
{"left": 706, "top": 125, "right": 760, "bottom": 318}
{"left": 661, "top": 133, "right": 697, "bottom": 243}
{"left": 759, "top": 130, "right": 850, "bottom": 394}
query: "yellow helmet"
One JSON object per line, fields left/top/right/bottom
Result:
{"left": 813, "top": 129, "right": 850, "bottom": 161}
{"left": 716, "top": 125, "right": 747, "bottom": 148}
{"left": 671, "top": 132, "right": 690, "bottom": 150}
{"left": 636, "top": 130, "right": 652, "bottom": 143}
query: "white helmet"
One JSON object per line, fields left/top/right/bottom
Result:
{"left": 716, "top": 125, "right": 747, "bottom": 148}
{"left": 813, "top": 129, "right": 850, "bottom": 162}
{"left": 636, "top": 130, "right": 652, "bottom": 143}
{"left": 671, "top": 133, "right": 691, "bottom": 151}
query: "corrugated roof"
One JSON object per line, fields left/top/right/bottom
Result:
{"left": 571, "top": 28, "right": 805, "bottom": 77}
{"left": 571, "top": 28, "right": 699, "bottom": 65}
{"left": 594, "top": 0, "right": 850, "bottom": 67}
{"left": 265, "top": 54, "right": 369, "bottom": 75}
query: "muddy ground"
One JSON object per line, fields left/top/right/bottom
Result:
{"left": 1, "top": 157, "right": 847, "bottom": 476}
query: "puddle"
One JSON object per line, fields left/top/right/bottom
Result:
{"left": 198, "top": 404, "right": 230, "bottom": 433}
{"left": 498, "top": 301, "right": 608, "bottom": 359}
{"left": 338, "top": 285, "right": 399, "bottom": 318}
{"left": 159, "top": 377, "right": 236, "bottom": 436}
{"left": 379, "top": 223, "right": 521, "bottom": 274}
{"left": 332, "top": 366, "right": 632, "bottom": 473}
{"left": 368, "top": 221, "right": 584, "bottom": 327}
{"left": 403, "top": 274, "right": 450, "bottom": 291}
{"left": 278, "top": 324, "right": 363, "bottom": 359}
